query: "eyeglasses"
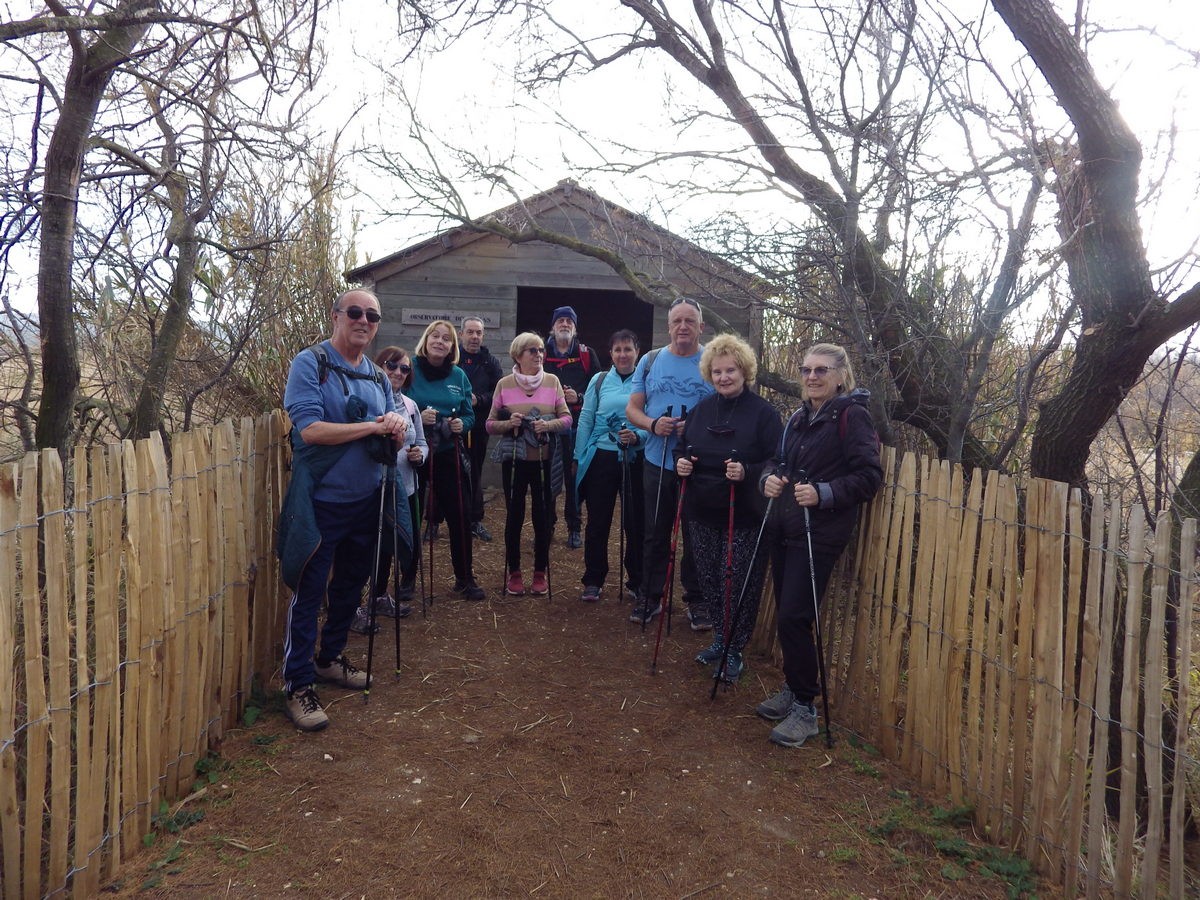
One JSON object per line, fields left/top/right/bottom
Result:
{"left": 524, "top": 347, "right": 546, "bottom": 355}
{"left": 336, "top": 305, "right": 382, "bottom": 324}
{"left": 385, "top": 360, "right": 411, "bottom": 373}
{"left": 799, "top": 365, "right": 836, "bottom": 378}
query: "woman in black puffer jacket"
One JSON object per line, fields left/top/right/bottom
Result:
{"left": 757, "top": 343, "right": 882, "bottom": 748}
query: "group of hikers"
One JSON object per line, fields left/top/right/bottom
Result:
{"left": 276, "top": 289, "right": 884, "bottom": 749}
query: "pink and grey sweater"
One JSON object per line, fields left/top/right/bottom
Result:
{"left": 486, "top": 373, "right": 572, "bottom": 462}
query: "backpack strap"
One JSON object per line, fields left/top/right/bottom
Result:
{"left": 590, "top": 369, "right": 609, "bottom": 405}
{"left": 580, "top": 343, "right": 594, "bottom": 376}
{"left": 307, "top": 345, "right": 387, "bottom": 397}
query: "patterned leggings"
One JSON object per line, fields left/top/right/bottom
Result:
{"left": 687, "top": 520, "right": 769, "bottom": 652}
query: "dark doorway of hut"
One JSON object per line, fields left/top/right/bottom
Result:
{"left": 517, "top": 287, "right": 654, "bottom": 356}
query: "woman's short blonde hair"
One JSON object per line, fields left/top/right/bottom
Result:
{"left": 804, "top": 342, "right": 857, "bottom": 392}
{"left": 415, "top": 320, "right": 460, "bottom": 364}
{"left": 509, "top": 332, "right": 546, "bottom": 363}
{"left": 699, "top": 334, "right": 758, "bottom": 385}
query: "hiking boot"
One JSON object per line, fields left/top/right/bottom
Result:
{"left": 566, "top": 530, "right": 582, "bottom": 549}
{"left": 285, "top": 686, "right": 328, "bottom": 732}
{"left": 472, "top": 521, "right": 492, "bottom": 542}
{"left": 372, "top": 594, "right": 411, "bottom": 619}
{"left": 580, "top": 584, "right": 601, "bottom": 603}
{"left": 756, "top": 686, "right": 796, "bottom": 721}
{"left": 530, "top": 571, "right": 549, "bottom": 595}
{"left": 350, "top": 605, "right": 379, "bottom": 635}
{"left": 769, "top": 701, "right": 820, "bottom": 748}
{"left": 396, "top": 583, "right": 415, "bottom": 602}
{"left": 686, "top": 605, "right": 713, "bottom": 632}
{"left": 506, "top": 571, "right": 526, "bottom": 596}
{"left": 695, "top": 640, "right": 724, "bottom": 666}
{"left": 314, "top": 655, "right": 370, "bottom": 690}
{"left": 717, "top": 650, "right": 744, "bottom": 683}
{"left": 629, "top": 595, "right": 662, "bottom": 625}
{"left": 454, "top": 578, "right": 486, "bottom": 601}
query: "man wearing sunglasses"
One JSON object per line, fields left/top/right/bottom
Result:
{"left": 277, "top": 289, "right": 413, "bottom": 732}
{"left": 457, "top": 316, "right": 504, "bottom": 541}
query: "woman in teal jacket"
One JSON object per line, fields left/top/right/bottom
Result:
{"left": 407, "top": 319, "right": 484, "bottom": 600}
{"left": 573, "top": 330, "right": 648, "bottom": 603}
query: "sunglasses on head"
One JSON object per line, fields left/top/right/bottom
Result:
{"left": 337, "top": 305, "right": 382, "bottom": 324}
{"left": 670, "top": 297, "right": 701, "bottom": 310}
{"left": 385, "top": 360, "right": 411, "bottom": 373}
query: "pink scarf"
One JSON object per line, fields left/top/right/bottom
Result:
{"left": 512, "top": 365, "right": 544, "bottom": 392}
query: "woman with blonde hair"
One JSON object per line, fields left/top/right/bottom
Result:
{"left": 407, "top": 320, "right": 484, "bottom": 601}
{"left": 675, "top": 333, "right": 781, "bottom": 682}
{"left": 487, "top": 332, "right": 572, "bottom": 596}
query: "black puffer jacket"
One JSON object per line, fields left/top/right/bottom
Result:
{"left": 459, "top": 345, "right": 504, "bottom": 422}
{"left": 770, "top": 388, "right": 882, "bottom": 555}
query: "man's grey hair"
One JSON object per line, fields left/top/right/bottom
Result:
{"left": 461, "top": 316, "right": 485, "bottom": 329}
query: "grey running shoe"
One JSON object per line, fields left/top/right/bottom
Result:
{"left": 314, "top": 655, "right": 370, "bottom": 690}
{"left": 769, "top": 701, "right": 820, "bottom": 748}
{"left": 286, "top": 685, "right": 328, "bottom": 732}
{"left": 350, "top": 605, "right": 379, "bottom": 635}
{"left": 372, "top": 594, "right": 411, "bottom": 619}
{"left": 472, "top": 521, "right": 492, "bottom": 542}
{"left": 686, "top": 605, "right": 713, "bottom": 632}
{"left": 694, "top": 640, "right": 724, "bottom": 665}
{"left": 756, "top": 686, "right": 796, "bottom": 721}
{"left": 580, "top": 584, "right": 601, "bottom": 603}
{"left": 566, "top": 530, "right": 582, "bottom": 549}
{"left": 629, "top": 595, "right": 662, "bottom": 624}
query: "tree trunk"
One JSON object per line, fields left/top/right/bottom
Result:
{"left": 34, "top": 2, "right": 157, "bottom": 453}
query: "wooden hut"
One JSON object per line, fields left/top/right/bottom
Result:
{"left": 345, "top": 180, "right": 766, "bottom": 357}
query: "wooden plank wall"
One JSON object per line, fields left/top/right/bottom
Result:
{"left": 810, "top": 450, "right": 1199, "bottom": 897}
{"left": 0, "top": 411, "right": 289, "bottom": 898}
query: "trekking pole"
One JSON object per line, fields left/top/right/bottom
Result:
{"left": 721, "top": 452, "right": 738, "bottom": 655}
{"left": 364, "top": 463, "right": 393, "bottom": 702}
{"left": 389, "top": 468, "right": 403, "bottom": 674}
{"left": 664, "top": 406, "right": 688, "bottom": 636}
{"left": 617, "top": 434, "right": 627, "bottom": 605}
{"left": 650, "top": 458, "right": 689, "bottom": 671}
{"left": 798, "top": 468, "right": 834, "bottom": 748}
{"left": 537, "top": 418, "right": 554, "bottom": 601}
{"left": 499, "top": 409, "right": 518, "bottom": 595}
{"left": 425, "top": 430, "right": 437, "bottom": 605}
{"left": 712, "top": 459, "right": 783, "bottom": 699}
{"left": 651, "top": 405, "right": 674, "bottom": 527}
{"left": 452, "top": 430, "right": 472, "bottom": 590}
{"left": 412, "top": 488, "right": 428, "bottom": 618}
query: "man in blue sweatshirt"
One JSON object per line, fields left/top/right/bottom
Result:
{"left": 277, "top": 289, "right": 412, "bottom": 731}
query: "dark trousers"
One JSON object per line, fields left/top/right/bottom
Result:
{"left": 772, "top": 540, "right": 839, "bottom": 704}
{"left": 580, "top": 448, "right": 644, "bottom": 591}
{"left": 639, "top": 461, "right": 699, "bottom": 603}
{"left": 417, "top": 449, "right": 474, "bottom": 584}
{"left": 466, "top": 423, "right": 489, "bottom": 523}
{"left": 502, "top": 458, "right": 553, "bottom": 572}
{"left": 374, "top": 492, "right": 420, "bottom": 594}
{"left": 550, "top": 429, "right": 582, "bottom": 533}
{"left": 283, "top": 489, "right": 379, "bottom": 691}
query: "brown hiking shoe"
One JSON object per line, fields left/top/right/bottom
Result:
{"left": 314, "top": 655, "right": 369, "bottom": 690}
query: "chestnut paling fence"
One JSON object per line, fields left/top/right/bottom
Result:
{"left": 0, "top": 411, "right": 291, "bottom": 899}
{"left": 751, "top": 446, "right": 1199, "bottom": 898}
{"left": 2, "top": 423, "right": 1197, "bottom": 897}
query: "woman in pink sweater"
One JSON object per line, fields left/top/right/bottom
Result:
{"left": 487, "top": 332, "right": 572, "bottom": 595}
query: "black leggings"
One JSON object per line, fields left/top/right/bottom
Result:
{"left": 502, "top": 458, "right": 554, "bottom": 573}
{"left": 772, "top": 541, "right": 840, "bottom": 704}
{"left": 417, "top": 449, "right": 473, "bottom": 583}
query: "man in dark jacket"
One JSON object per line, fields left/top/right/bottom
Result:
{"left": 458, "top": 316, "right": 504, "bottom": 541}
{"left": 543, "top": 305, "right": 601, "bottom": 549}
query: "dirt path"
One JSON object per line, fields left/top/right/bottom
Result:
{"left": 108, "top": 505, "right": 1045, "bottom": 898}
